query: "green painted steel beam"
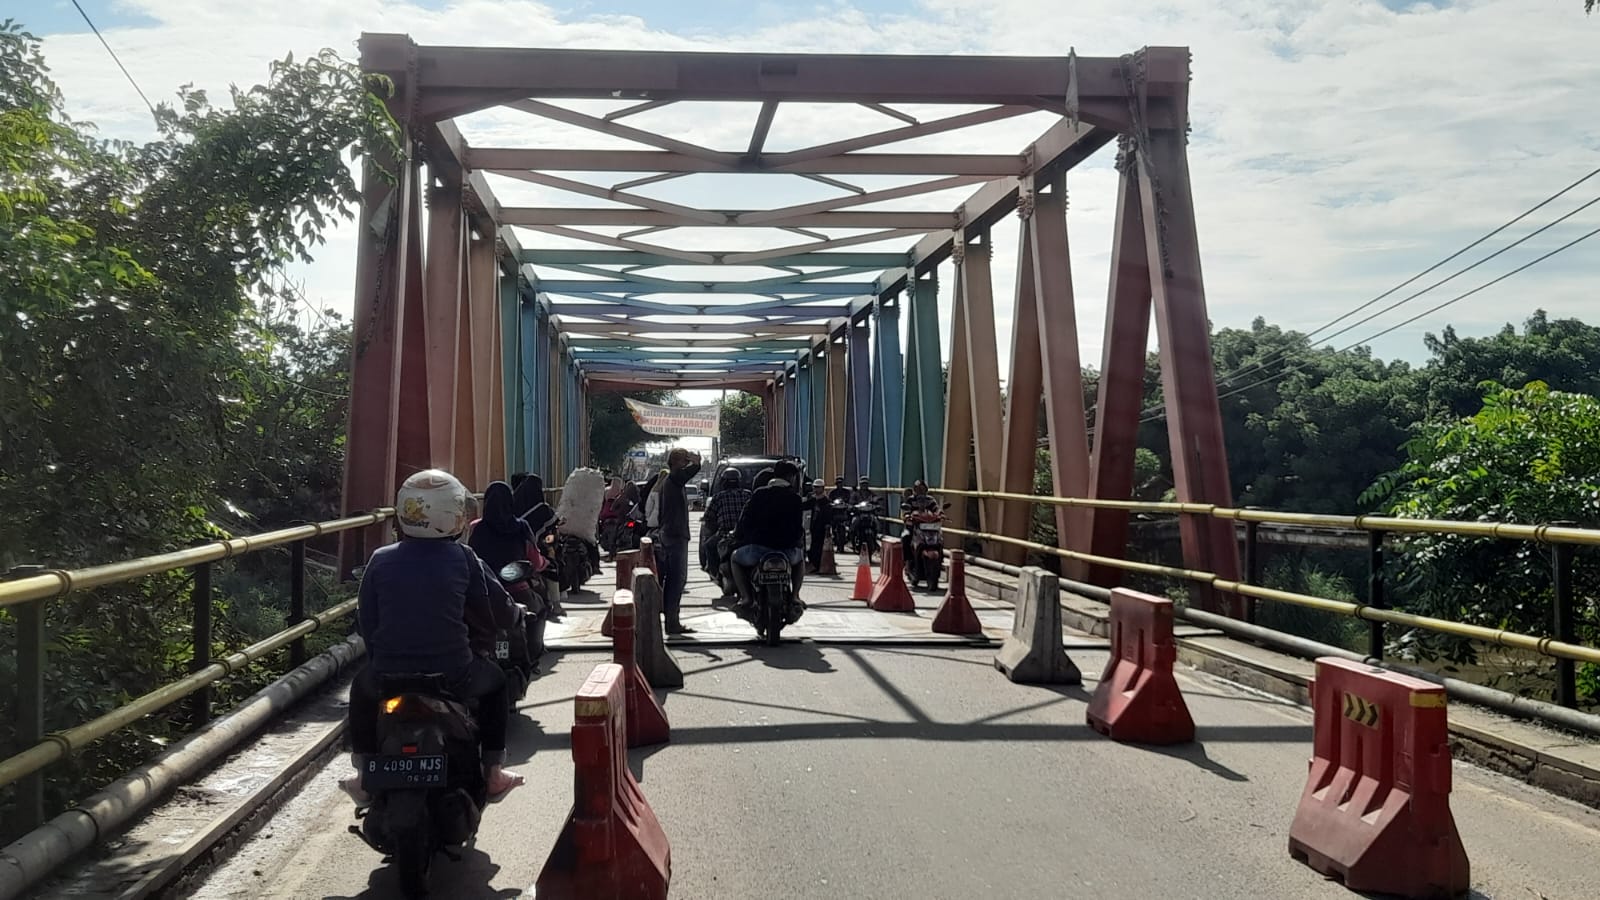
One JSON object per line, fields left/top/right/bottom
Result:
{"left": 519, "top": 249, "right": 910, "bottom": 268}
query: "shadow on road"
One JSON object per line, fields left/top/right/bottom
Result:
{"left": 325, "top": 845, "right": 519, "bottom": 900}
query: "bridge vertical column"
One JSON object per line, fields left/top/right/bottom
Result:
{"left": 500, "top": 272, "right": 522, "bottom": 474}
{"left": 902, "top": 270, "right": 944, "bottom": 487}
{"left": 423, "top": 167, "right": 465, "bottom": 471}
{"left": 1134, "top": 48, "right": 1241, "bottom": 615}
{"left": 796, "top": 357, "right": 812, "bottom": 463}
{"left": 451, "top": 233, "right": 484, "bottom": 490}
{"left": 578, "top": 374, "right": 590, "bottom": 466}
{"left": 995, "top": 215, "right": 1042, "bottom": 566}
{"left": 518, "top": 291, "right": 541, "bottom": 477}
{"left": 870, "top": 293, "right": 904, "bottom": 490}
{"left": 788, "top": 366, "right": 801, "bottom": 456}
{"left": 844, "top": 315, "right": 872, "bottom": 481}
{"left": 1087, "top": 140, "right": 1154, "bottom": 587}
{"left": 1029, "top": 175, "right": 1092, "bottom": 579}
{"left": 826, "top": 327, "right": 847, "bottom": 480}
{"left": 472, "top": 233, "right": 503, "bottom": 485}
{"left": 549, "top": 332, "right": 564, "bottom": 478}
{"left": 948, "top": 232, "right": 1005, "bottom": 534}
{"left": 341, "top": 124, "right": 424, "bottom": 574}
{"left": 768, "top": 379, "right": 783, "bottom": 454}
{"left": 810, "top": 341, "right": 829, "bottom": 474}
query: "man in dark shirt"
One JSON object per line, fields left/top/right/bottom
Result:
{"left": 655, "top": 447, "right": 702, "bottom": 634}
{"left": 828, "top": 476, "right": 852, "bottom": 504}
{"left": 701, "top": 468, "right": 752, "bottom": 594}
{"left": 343, "top": 469, "right": 524, "bottom": 806}
{"left": 803, "top": 478, "right": 833, "bottom": 572}
{"left": 730, "top": 460, "right": 806, "bottom": 615}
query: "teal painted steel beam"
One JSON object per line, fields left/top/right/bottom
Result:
{"left": 519, "top": 297, "right": 540, "bottom": 478}
{"left": 810, "top": 344, "right": 828, "bottom": 474}
{"left": 900, "top": 271, "right": 944, "bottom": 484}
{"left": 500, "top": 275, "right": 522, "bottom": 473}
{"left": 869, "top": 294, "right": 904, "bottom": 489}
{"left": 521, "top": 249, "right": 910, "bottom": 268}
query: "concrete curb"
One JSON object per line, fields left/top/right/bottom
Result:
{"left": 0, "top": 637, "right": 365, "bottom": 900}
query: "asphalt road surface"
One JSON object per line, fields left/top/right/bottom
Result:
{"left": 190, "top": 617, "right": 1600, "bottom": 898}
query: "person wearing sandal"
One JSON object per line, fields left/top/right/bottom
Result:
{"left": 340, "top": 469, "right": 526, "bottom": 807}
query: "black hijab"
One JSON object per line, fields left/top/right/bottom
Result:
{"left": 468, "top": 481, "right": 533, "bottom": 570}
{"left": 511, "top": 473, "right": 546, "bottom": 519}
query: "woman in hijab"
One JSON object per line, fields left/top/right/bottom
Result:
{"left": 468, "top": 481, "right": 537, "bottom": 572}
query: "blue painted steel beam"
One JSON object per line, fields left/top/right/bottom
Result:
{"left": 844, "top": 319, "right": 871, "bottom": 481}
{"left": 500, "top": 275, "right": 523, "bottom": 473}
{"left": 810, "top": 345, "right": 828, "bottom": 474}
{"left": 519, "top": 296, "right": 541, "bottom": 478}
{"left": 899, "top": 271, "right": 945, "bottom": 484}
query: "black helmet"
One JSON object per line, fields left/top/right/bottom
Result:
{"left": 857, "top": 475, "right": 871, "bottom": 485}
{"left": 719, "top": 468, "right": 743, "bottom": 487}
{"left": 834, "top": 475, "right": 846, "bottom": 485}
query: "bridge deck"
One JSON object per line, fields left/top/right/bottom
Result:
{"left": 185, "top": 565, "right": 1600, "bottom": 899}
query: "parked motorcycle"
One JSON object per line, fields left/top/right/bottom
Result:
{"left": 350, "top": 674, "right": 487, "bottom": 898}
{"left": 708, "top": 533, "right": 737, "bottom": 598}
{"left": 903, "top": 504, "right": 950, "bottom": 591}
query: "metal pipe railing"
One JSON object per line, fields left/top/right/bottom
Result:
{"left": 894, "top": 518, "right": 1600, "bottom": 667}
{"left": 0, "top": 509, "right": 395, "bottom": 609}
{"left": 920, "top": 486, "right": 1600, "bottom": 547}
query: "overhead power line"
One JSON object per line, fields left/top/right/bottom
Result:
{"left": 70, "top": 0, "right": 158, "bottom": 120}
{"left": 1136, "top": 220, "right": 1600, "bottom": 426}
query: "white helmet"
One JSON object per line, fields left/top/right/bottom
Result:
{"left": 396, "top": 469, "right": 468, "bottom": 539}
{"left": 813, "top": 479, "right": 826, "bottom": 488}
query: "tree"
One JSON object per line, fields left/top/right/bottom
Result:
{"left": 0, "top": 22, "right": 396, "bottom": 835}
{"left": 717, "top": 392, "right": 766, "bottom": 455}
{"left": 1366, "top": 382, "right": 1600, "bottom": 693}
{"left": 587, "top": 390, "right": 673, "bottom": 471}
{"left": 1420, "top": 312, "right": 1600, "bottom": 419}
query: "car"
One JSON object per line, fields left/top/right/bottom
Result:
{"left": 685, "top": 482, "right": 704, "bottom": 510}
{"left": 711, "top": 455, "right": 808, "bottom": 496}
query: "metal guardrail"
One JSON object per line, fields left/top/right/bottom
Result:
{"left": 887, "top": 493, "right": 1600, "bottom": 698}
{"left": 0, "top": 508, "right": 395, "bottom": 833}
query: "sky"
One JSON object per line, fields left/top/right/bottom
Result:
{"left": 27, "top": 0, "right": 1600, "bottom": 415}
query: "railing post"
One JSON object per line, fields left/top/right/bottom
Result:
{"left": 191, "top": 562, "right": 213, "bottom": 728}
{"left": 8, "top": 564, "right": 47, "bottom": 832}
{"left": 1243, "top": 517, "right": 1260, "bottom": 625}
{"left": 1367, "top": 530, "right": 1386, "bottom": 661}
{"left": 289, "top": 541, "right": 307, "bottom": 668}
{"left": 1552, "top": 535, "right": 1577, "bottom": 708}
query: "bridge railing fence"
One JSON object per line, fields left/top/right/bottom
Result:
{"left": 898, "top": 487, "right": 1597, "bottom": 710}
{"left": 0, "top": 508, "right": 395, "bottom": 836}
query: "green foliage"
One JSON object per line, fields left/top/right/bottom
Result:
{"left": 587, "top": 390, "right": 673, "bottom": 470}
{"left": 1371, "top": 382, "right": 1600, "bottom": 675}
{"left": 0, "top": 23, "right": 394, "bottom": 837}
{"left": 1256, "top": 556, "right": 1366, "bottom": 650}
{"left": 717, "top": 391, "right": 767, "bottom": 456}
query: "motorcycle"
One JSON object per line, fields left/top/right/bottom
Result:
{"left": 708, "top": 533, "right": 737, "bottom": 598}
{"left": 350, "top": 673, "right": 487, "bottom": 898}
{"left": 903, "top": 504, "right": 950, "bottom": 592}
{"left": 534, "top": 522, "right": 567, "bottom": 619}
{"left": 601, "top": 505, "right": 644, "bottom": 557}
{"left": 746, "top": 549, "right": 801, "bottom": 647}
{"left": 557, "top": 531, "right": 597, "bottom": 594}
{"left": 849, "top": 500, "right": 881, "bottom": 558}
{"left": 828, "top": 500, "right": 852, "bottom": 553}
{"left": 494, "top": 560, "right": 547, "bottom": 705}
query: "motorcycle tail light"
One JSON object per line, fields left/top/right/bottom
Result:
{"left": 401, "top": 744, "right": 419, "bottom": 755}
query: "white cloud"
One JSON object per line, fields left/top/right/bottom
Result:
{"left": 35, "top": 0, "right": 1600, "bottom": 387}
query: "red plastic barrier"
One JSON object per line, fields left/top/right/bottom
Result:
{"left": 614, "top": 550, "right": 639, "bottom": 591}
{"left": 1287, "top": 657, "right": 1469, "bottom": 898}
{"left": 534, "top": 663, "right": 671, "bottom": 900}
{"left": 601, "top": 551, "right": 637, "bottom": 639}
{"left": 869, "top": 538, "right": 915, "bottom": 613}
{"left": 850, "top": 546, "right": 874, "bottom": 602}
{"left": 931, "top": 550, "right": 982, "bottom": 635}
{"left": 611, "top": 595, "right": 669, "bottom": 748}
{"left": 1085, "top": 588, "right": 1193, "bottom": 744}
{"left": 638, "top": 538, "right": 658, "bottom": 577}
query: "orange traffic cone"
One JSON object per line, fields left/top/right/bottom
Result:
{"left": 818, "top": 535, "right": 839, "bottom": 576}
{"left": 850, "top": 546, "right": 874, "bottom": 602}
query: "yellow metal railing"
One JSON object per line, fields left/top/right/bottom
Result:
{"left": 0, "top": 507, "right": 395, "bottom": 831}
{"left": 885, "top": 504, "right": 1600, "bottom": 669}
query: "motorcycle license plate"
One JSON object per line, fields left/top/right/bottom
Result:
{"left": 363, "top": 754, "right": 447, "bottom": 789}
{"left": 757, "top": 570, "right": 789, "bottom": 584}
{"left": 495, "top": 641, "right": 511, "bottom": 660}
{"left": 919, "top": 523, "right": 941, "bottom": 532}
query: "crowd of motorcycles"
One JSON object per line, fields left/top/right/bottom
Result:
{"left": 349, "top": 470, "right": 949, "bottom": 895}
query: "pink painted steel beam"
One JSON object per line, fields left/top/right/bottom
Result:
{"left": 470, "top": 148, "right": 1026, "bottom": 176}
{"left": 359, "top": 35, "right": 1177, "bottom": 112}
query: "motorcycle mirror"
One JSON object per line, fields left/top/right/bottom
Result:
{"left": 499, "top": 561, "right": 532, "bottom": 581}
{"left": 943, "top": 502, "right": 952, "bottom": 510}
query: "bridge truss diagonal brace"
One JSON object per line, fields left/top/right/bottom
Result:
{"left": 940, "top": 233, "right": 1006, "bottom": 537}
{"left": 1138, "top": 122, "right": 1242, "bottom": 615}
{"left": 1085, "top": 150, "right": 1153, "bottom": 587}
{"left": 1028, "top": 176, "right": 1092, "bottom": 580}
{"left": 826, "top": 333, "right": 848, "bottom": 480}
